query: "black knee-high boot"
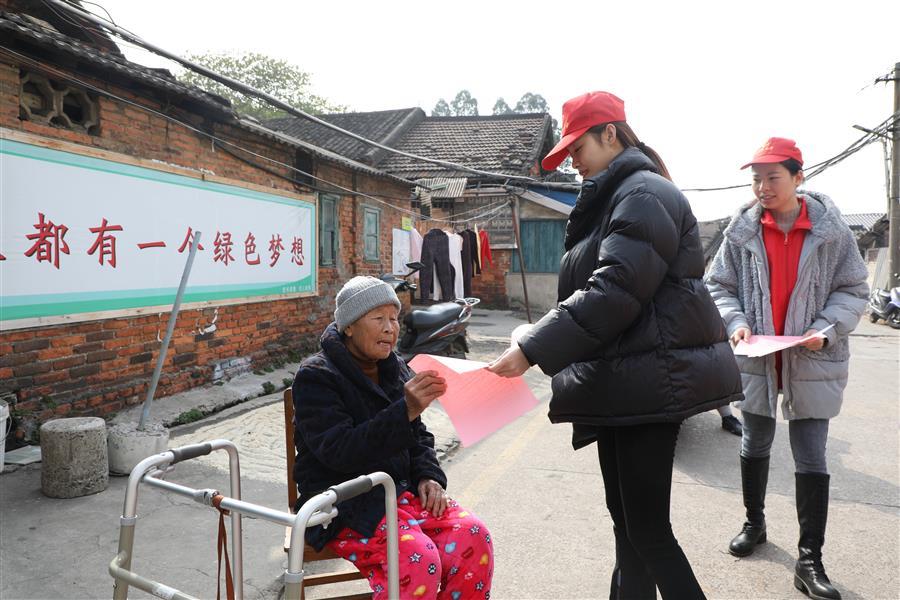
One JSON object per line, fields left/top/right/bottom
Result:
{"left": 794, "top": 472, "right": 841, "bottom": 600}
{"left": 729, "top": 455, "right": 769, "bottom": 557}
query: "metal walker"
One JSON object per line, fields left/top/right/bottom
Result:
{"left": 109, "top": 439, "right": 399, "bottom": 600}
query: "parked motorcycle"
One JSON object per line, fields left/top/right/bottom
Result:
{"left": 380, "top": 262, "right": 480, "bottom": 361}
{"left": 868, "top": 287, "right": 900, "bottom": 329}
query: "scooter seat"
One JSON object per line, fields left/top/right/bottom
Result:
{"left": 406, "top": 302, "right": 462, "bottom": 330}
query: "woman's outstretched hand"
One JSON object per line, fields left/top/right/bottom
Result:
{"left": 418, "top": 478, "right": 449, "bottom": 517}
{"left": 487, "top": 346, "right": 530, "bottom": 378}
{"left": 404, "top": 370, "right": 446, "bottom": 421}
{"left": 730, "top": 327, "right": 752, "bottom": 348}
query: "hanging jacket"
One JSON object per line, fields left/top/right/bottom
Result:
{"left": 461, "top": 229, "right": 481, "bottom": 276}
{"left": 292, "top": 323, "right": 446, "bottom": 550}
{"left": 518, "top": 147, "right": 742, "bottom": 448}
{"left": 705, "top": 191, "right": 868, "bottom": 420}
{"left": 419, "top": 228, "right": 454, "bottom": 301}
{"left": 478, "top": 229, "right": 493, "bottom": 267}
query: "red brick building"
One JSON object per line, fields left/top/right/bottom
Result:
{"left": 0, "top": 3, "right": 418, "bottom": 442}
{"left": 267, "top": 108, "right": 558, "bottom": 308}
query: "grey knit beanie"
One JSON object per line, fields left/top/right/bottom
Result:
{"left": 334, "top": 276, "right": 401, "bottom": 331}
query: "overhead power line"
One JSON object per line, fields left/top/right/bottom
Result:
{"left": 26, "top": 2, "right": 900, "bottom": 201}
{"left": 46, "top": 0, "right": 541, "bottom": 184}
{"left": 0, "top": 45, "right": 508, "bottom": 227}
{"left": 682, "top": 111, "right": 899, "bottom": 193}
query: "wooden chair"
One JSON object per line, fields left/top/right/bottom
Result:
{"left": 283, "top": 389, "right": 372, "bottom": 599}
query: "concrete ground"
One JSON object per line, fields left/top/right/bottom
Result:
{"left": 1, "top": 308, "right": 897, "bottom": 599}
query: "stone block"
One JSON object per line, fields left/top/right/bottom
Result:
{"left": 40, "top": 417, "right": 108, "bottom": 498}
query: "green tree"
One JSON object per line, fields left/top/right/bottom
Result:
{"left": 432, "top": 98, "right": 451, "bottom": 116}
{"left": 513, "top": 92, "right": 550, "bottom": 114}
{"left": 178, "top": 52, "right": 344, "bottom": 120}
{"left": 450, "top": 90, "right": 479, "bottom": 116}
{"left": 492, "top": 97, "right": 513, "bottom": 115}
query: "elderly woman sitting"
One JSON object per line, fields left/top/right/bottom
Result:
{"left": 292, "top": 276, "right": 494, "bottom": 600}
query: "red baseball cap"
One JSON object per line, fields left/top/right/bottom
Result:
{"left": 741, "top": 137, "right": 804, "bottom": 169}
{"left": 541, "top": 91, "right": 626, "bottom": 171}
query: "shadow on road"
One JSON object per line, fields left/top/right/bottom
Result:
{"left": 675, "top": 412, "right": 900, "bottom": 517}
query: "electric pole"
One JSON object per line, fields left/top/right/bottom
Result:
{"left": 889, "top": 62, "right": 900, "bottom": 288}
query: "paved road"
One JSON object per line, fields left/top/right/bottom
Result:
{"left": 442, "top": 313, "right": 899, "bottom": 599}
{"left": 0, "top": 310, "right": 896, "bottom": 599}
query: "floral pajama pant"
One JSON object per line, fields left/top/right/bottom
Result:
{"left": 326, "top": 491, "right": 493, "bottom": 600}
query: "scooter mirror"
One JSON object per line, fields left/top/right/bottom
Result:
{"left": 406, "top": 261, "right": 424, "bottom": 271}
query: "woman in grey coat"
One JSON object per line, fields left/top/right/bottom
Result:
{"left": 705, "top": 137, "right": 868, "bottom": 600}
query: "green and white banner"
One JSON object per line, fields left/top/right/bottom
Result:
{"left": 0, "top": 136, "right": 316, "bottom": 329}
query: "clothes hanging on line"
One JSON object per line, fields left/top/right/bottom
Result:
{"left": 479, "top": 229, "right": 493, "bottom": 267}
{"left": 474, "top": 224, "right": 483, "bottom": 273}
{"left": 419, "top": 228, "right": 455, "bottom": 301}
{"left": 460, "top": 229, "right": 480, "bottom": 283}
{"left": 409, "top": 227, "right": 423, "bottom": 281}
{"left": 445, "top": 231, "right": 465, "bottom": 300}
{"left": 458, "top": 230, "right": 475, "bottom": 297}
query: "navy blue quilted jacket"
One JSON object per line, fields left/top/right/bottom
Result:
{"left": 292, "top": 323, "right": 446, "bottom": 550}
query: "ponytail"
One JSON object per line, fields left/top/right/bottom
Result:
{"left": 588, "top": 122, "right": 673, "bottom": 182}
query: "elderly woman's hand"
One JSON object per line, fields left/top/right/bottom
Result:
{"left": 418, "top": 478, "right": 449, "bottom": 517}
{"left": 487, "top": 346, "right": 530, "bottom": 378}
{"left": 404, "top": 370, "right": 446, "bottom": 421}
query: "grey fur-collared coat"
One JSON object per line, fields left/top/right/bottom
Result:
{"left": 704, "top": 190, "right": 868, "bottom": 420}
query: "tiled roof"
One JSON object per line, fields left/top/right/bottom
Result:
{"left": 378, "top": 113, "right": 554, "bottom": 179}
{"left": 0, "top": 10, "right": 413, "bottom": 185}
{"left": 266, "top": 108, "right": 424, "bottom": 165}
{"left": 841, "top": 212, "right": 886, "bottom": 231}
{"left": 0, "top": 11, "right": 235, "bottom": 117}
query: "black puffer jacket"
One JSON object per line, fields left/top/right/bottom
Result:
{"left": 519, "top": 148, "right": 742, "bottom": 447}
{"left": 292, "top": 323, "right": 446, "bottom": 550}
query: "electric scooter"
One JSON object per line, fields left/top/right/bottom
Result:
{"left": 868, "top": 286, "right": 900, "bottom": 329}
{"left": 380, "top": 262, "right": 480, "bottom": 361}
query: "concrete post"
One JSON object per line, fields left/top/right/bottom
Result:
{"left": 41, "top": 417, "right": 109, "bottom": 498}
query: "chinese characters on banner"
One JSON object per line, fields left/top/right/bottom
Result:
{"left": 15, "top": 213, "right": 306, "bottom": 271}
{"left": 1, "top": 137, "right": 316, "bottom": 328}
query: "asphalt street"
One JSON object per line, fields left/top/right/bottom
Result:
{"left": 0, "top": 309, "right": 897, "bottom": 599}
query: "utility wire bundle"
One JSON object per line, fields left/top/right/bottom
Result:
{"left": 24, "top": 0, "right": 900, "bottom": 201}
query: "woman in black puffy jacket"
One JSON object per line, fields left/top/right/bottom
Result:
{"left": 489, "top": 91, "right": 742, "bottom": 599}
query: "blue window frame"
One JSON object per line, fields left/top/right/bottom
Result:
{"left": 363, "top": 205, "right": 380, "bottom": 262}
{"left": 319, "top": 194, "right": 339, "bottom": 266}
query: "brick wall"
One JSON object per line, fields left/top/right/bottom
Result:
{"left": 471, "top": 249, "right": 511, "bottom": 308}
{"left": 0, "top": 55, "right": 412, "bottom": 442}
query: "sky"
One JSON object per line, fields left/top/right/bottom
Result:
{"left": 90, "top": 0, "right": 897, "bottom": 222}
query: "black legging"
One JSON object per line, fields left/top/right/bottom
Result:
{"left": 596, "top": 422, "right": 706, "bottom": 600}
